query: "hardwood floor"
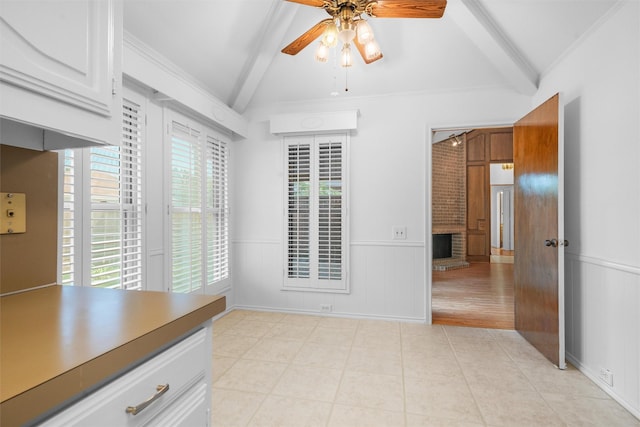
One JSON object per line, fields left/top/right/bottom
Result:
{"left": 432, "top": 262, "right": 515, "bottom": 329}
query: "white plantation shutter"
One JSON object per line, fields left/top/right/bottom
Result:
{"left": 317, "top": 140, "right": 343, "bottom": 281}
{"left": 121, "top": 99, "right": 144, "bottom": 290}
{"left": 61, "top": 150, "right": 76, "bottom": 285}
{"left": 287, "top": 142, "right": 311, "bottom": 280}
{"left": 171, "top": 122, "right": 203, "bottom": 293}
{"left": 60, "top": 93, "right": 144, "bottom": 289}
{"left": 169, "top": 114, "right": 231, "bottom": 294}
{"left": 206, "top": 135, "right": 229, "bottom": 283}
{"left": 284, "top": 134, "right": 348, "bottom": 292}
{"left": 90, "top": 145, "right": 122, "bottom": 288}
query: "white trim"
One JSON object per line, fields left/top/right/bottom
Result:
{"left": 164, "top": 108, "right": 231, "bottom": 294}
{"left": 232, "top": 239, "right": 280, "bottom": 245}
{"left": 426, "top": 120, "right": 517, "bottom": 325}
{"left": 231, "top": 239, "right": 426, "bottom": 248}
{"left": 282, "top": 133, "right": 349, "bottom": 293}
{"left": 350, "top": 240, "right": 425, "bottom": 248}
{"left": 557, "top": 92, "right": 566, "bottom": 370}
{"left": 123, "top": 32, "right": 248, "bottom": 138}
{"left": 229, "top": 0, "right": 297, "bottom": 113}
{"left": 147, "top": 248, "right": 164, "bottom": 257}
{"left": 566, "top": 352, "right": 640, "bottom": 421}
{"left": 231, "top": 305, "right": 428, "bottom": 324}
{"left": 270, "top": 110, "right": 359, "bottom": 135}
{"left": 567, "top": 253, "right": 640, "bottom": 276}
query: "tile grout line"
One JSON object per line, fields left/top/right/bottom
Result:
{"left": 442, "top": 325, "right": 490, "bottom": 426}
{"left": 325, "top": 319, "right": 359, "bottom": 427}
{"left": 245, "top": 314, "right": 323, "bottom": 426}
{"left": 399, "top": 321, "right": 409, "bottom": 427}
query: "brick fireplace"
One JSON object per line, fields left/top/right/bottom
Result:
{"left": 432, "top": 137, "right": 469, "bottom": 271}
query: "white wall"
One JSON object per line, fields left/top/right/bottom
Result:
{"left": 533, "top": 1, "right": 640, "bottom": 418}
{"left": 232, "top": 2, "right": 639, "bottom": 416}
{"left": 232, "top": 88, "right": 530, "bottom": 320}
{"left": 490, "top": 163, "right": 514, "bottom": 185}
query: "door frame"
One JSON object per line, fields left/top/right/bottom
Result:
{"left": 426, "top": 121, "right": 512, "bottom": 324}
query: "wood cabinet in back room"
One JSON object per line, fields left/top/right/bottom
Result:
{"left": 466, "top": 128, "right": 513, "bottom": 262}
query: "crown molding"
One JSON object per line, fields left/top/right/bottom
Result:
{"left": 123, "top": 31, "right": 248, "bottom": 137}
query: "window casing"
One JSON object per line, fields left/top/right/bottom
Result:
{"left": 284, "top": 134, "right": 348, "bottom": 292}
{"left": 168, "top": 112, "right": 230, "bottom": 294}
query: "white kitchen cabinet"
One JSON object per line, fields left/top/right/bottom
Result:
{"left": 0, "top": 0, "right": 122, "bottom": 149}
{"left": 38, "top": 323, "right": 213, "bottom": 427}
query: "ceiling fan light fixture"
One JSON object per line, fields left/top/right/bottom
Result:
{"left": 340, "top": 43, "right": 353, "bottom": 67}
{"left": 315, "top": 41, "right": 330, "bottom": 63}
{"left": 356, "top": 19, "right": 374, "bottom": 44}
{"left": 364, "top": 38, "right": 382, "bottom": 60}
{"left": 337, "top": 20, "right": 356, "bottom": 44}
{"left": 322, "top": 21, "right": 339, "bottom": 48}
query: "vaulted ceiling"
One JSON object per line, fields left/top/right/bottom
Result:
{"left": 124, "top": 0, "right": 618, "bottom": 114}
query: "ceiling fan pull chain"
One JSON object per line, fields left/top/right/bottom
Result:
{"left": 345, "top": 67, "right": 349, "bottom": 92}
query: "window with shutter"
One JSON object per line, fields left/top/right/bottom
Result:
{"left": 60, "top": 95, "right": 144, "bottom": 290}
{"left": 206, "top": 135, "right": 229, "bottom": 284}
{"left": 169, "top": 113, "right": 230, "bottom": 294}
{"left": 90, "top": 145, "right": 123, "bottom": 288}
{"left": 284, "top": 134, "right": 348, "bottom": 292}
{"left": 170, "top": 123, "right": 203, "bottom": 293}
{"left": 61, "top": 150, "right": 76, "bottom": 285}
{"left": 121, "top": 100, "right": 144, "bottom": 290}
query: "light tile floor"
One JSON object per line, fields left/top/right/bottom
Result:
{"left": 211, "top": 310, "right": 639, "bottom": 427}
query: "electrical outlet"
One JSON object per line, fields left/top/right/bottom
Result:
{"left": 392, "top": 226, "right": 407, "bottom": 240}
{"left": 599, "top": 368, "right": 613, "bottom": 387}
{"left": 320, "top": 304, "right": 332, "bottom": 312}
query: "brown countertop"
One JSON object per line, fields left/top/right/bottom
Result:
{"left": 0, "top": 285, "right": 226, "bottom": 426}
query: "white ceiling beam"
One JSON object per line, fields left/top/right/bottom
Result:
{"left": 447, "top": 0, "right": 538, "bottom": 95}
{"left": 230, "top": 1, "right": 298, "bottom": 113}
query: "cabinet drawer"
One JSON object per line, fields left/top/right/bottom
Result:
{"left": 145, "top": 380, "right": 208, "bottom": 427}
{"left": 39, "top": 328, "right": 207, "bottom": 427}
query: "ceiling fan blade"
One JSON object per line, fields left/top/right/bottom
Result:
{"left": 285, "top": 0, "right": 326, "bottom": 7}
{"left": 282, "top": 19, "right": 332, "bottom": 55}
{"left": 353, "top": 38, "right": 383, "bottom": 64}
{"left": 368, "top": 0, "right": 447, "bottom": 18}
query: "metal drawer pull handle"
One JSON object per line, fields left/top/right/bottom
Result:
{"left": 126, "top": 384, "right": 170, "bottom": 415}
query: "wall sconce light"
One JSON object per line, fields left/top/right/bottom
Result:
{"left": 501, "top": 163, "right": 514, "bottom": 170}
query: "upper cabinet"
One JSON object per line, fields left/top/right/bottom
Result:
{"left": 0, "top": 0, "right": 122, "bottom": 149}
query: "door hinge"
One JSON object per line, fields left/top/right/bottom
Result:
{"left": 112, "top": 77, "right": 117, "bottom": 96}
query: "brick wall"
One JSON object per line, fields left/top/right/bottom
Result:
{"left": 432, "top": 139, "right": 466, "bottom": 259}
{"left": 432, "top": 139, "right": 465, "bottom": 226}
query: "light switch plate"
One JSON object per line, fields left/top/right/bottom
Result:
{"left": 1, "top": 192, "right": 26, "bottom": 234}
{"left": 392, "top": 226, "right": 407, "bottom": 240}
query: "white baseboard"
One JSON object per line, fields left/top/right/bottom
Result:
{"left": 227, "top": 304, "right": 427, "bottom": 324}
{"left": 566, "top": 352, "right": 640, "bottom": 421}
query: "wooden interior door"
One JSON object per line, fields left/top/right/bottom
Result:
{"left": 514, "top": 93, "right": 566, "bottom": 369}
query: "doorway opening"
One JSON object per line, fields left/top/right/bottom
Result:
{"left": 429, "top": 126, "right": 515, "bottom": 329}
{"left": 490, "top": 164, "right": 514, "bottom": 264}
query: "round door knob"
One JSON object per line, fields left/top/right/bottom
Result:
{"left": 544, "top": 239, "right": 558, "bottom": 247}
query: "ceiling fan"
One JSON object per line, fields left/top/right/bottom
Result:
{"left": 282, "top": 0, "right": 447, "bottom": 66}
